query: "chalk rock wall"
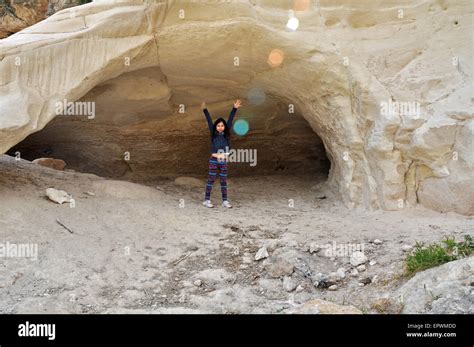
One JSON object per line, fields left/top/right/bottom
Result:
{"left": 0, "top": 0, "right": 472, "bottom": 214}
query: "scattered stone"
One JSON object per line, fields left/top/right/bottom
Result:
{"left": 358, "top": 282, "right": 365, "bottom": 287}
{"left": 328, "top": 284, "right": 338, "bottom": 291}
{"left": 84, "top": 191, "right": 95, "bottom": 196}
{"left": 294, "top": 259, "right": 312, "bottom": 278}
{"left": 254, "top": 247, "right": 269, "bottom": 261}
{"left": 32, "top": 157, "right": 66, "bottom": 171}
{"left": 265, "top": 257, "right": 294, "bottom": 278}
{"left": 371, "top": 298, "right": 404, "bottom": 314}
{"left": 359, "top": 277, "right": 372, "bottom": 285}
{"left": 282, "top": 276, "right": 298, "bottom": 292}
{"left": 350, "top": 268, "right": 359, "bottom": 277}
{"left": 373, "top": 239, "right": 383, "bottom": 245}
{"left": 369, "top": 260, "right": 377, "bottom": 266}
{"left": 350, "top": 251, "right": 368, "bottom": 266}
{"left": 336, "top": 267, "right": 346, "bottom": 280}
{"left": 232, "top": 247, "right": 240, "bottom": 256}
{"left": 401, "top": 244, "right": 413, "bottom": 252}
{"left": 372, "top": 275, "right": 380, "bottom": 284}
{"left": 309, "top": 242, "right": 320, "bottom": 254}
{"left": 327, "top": 272, "right": 339, "bottom": 284}
{"left": 193, "top": 280, "right": 202, "bottom": 287}
{"left": 45, "top": 188, "right": 73, "bottom": 204}
{"left": 291, "top": 299, "right": 362, "bottom": 314}
{"left": 295, "top": 284, "right": 305, "bottom": 293}
{"left": 312, "top": 273, "right": 329, "bottom": 289}
{"left": 356, "top": 264, "right": 366, "bottom": 272}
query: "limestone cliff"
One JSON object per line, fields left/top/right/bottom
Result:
{"left": 0, "top": 0, "right": 472, "bottom": 215}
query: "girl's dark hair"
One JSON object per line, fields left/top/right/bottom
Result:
{"left": 213, "top": 117, "right": 230, "bottom": 138}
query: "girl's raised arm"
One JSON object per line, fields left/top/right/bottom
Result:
{"left": 201, "top": 101, "right": 213, "bottom": 134}
{"left": 227, "top": 99, "right": 242, "bottom": 129}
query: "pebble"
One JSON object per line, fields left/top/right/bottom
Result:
{"left": 255, "top": 247, "right": 269, "bottom": 261}
{"left": 309, "top": 242, "right": 320, "bottom": 254}
{"left": 328, "top": 285, "right": 338, "bottom": 291}
{"left": 356, "top": 264, "right": 366, "bottom": 272}
{"left": 282, "top": 276, "right": 298, "bottom": 292}
{"left": 350, "top": 251, "right": 368, "bottom": 266}
{"left": 193, "top": 279, "right": 202, "bottom": 287}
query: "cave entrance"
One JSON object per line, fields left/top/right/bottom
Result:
{"left": 7, "top": 69, "right": 331, "bottom": 185}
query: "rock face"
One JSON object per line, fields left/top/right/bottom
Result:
{"left": 0, "top": 0, "right": 86, "bottom": 39}
{"left": 395, "top": 257, "right": 474, "bottom": 314}
{"left": 0, "top": 0, "right": 472, "bottom": 214}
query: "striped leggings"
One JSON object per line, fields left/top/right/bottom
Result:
{"left": 205, "top": 156, "right": 228, "bottom": 201}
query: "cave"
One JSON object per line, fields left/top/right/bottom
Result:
{"left": 7, "top": 67, "right": 331, "bottom": 184}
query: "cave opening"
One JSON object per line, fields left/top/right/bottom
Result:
{"left": 7, "top": 69, "right": 331, "bottom": 187}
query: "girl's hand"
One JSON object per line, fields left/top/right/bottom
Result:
{"left": 233, "top": 99, "right": 242, "bottom": 109}
{"left": 201, "top": 101, "right": 206, "bottom": 110}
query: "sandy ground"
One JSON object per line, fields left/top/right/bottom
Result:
{"left": 0, "top": 155, "right": 472, "bottom": 314}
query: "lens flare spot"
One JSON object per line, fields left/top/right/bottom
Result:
{"left": 268, "top": 49, "right": 285, "bottom": 68}
{"left": 293, "top": 0, "right": 310, "bottom": 12}
{"left": 233, "top": 119, "right": 249, "bottom": 136}
{"left": 287, "top": 17, "right": 299, "bottom": 31}
{"left": 247, "top": 87, "right": 266, "bottom": 105}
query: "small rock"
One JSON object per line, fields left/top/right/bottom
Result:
{"left": 255, "top": 247, "right": 269, "bottom": 261}
{"left": 328, "top": 284, "right": 338, "bottom": 291}
{"left": 350, "top": 251, "right": 368, "bottom": 266}
{"left": 309, "top": 242, "right": 320, "bottom": 254}
{"left": 32, "top": 157, "right": 66, "bottom": 171}
{"left": 193, "top": 279, "right": 202, "bottom": 287}
{"left": 85, "top": 191, "right": 95, "bottom": 196}
{"left": 45, "top": 188, "right": 73, "bottom": 204}
{"left": 282, "top": 276, "right": 298, "bottom": 292}
{"left": 265, "top": 257, "right": 294, "bottom": 278}
{"left": 295, "top": 284, "right": 305, "bottom": 293}
{"left": 358, "top": 282, "right": 365, "bottom": 287}
{"left": 369, "top": 260, "right": 377, "bottom": 266}
{"left": 359, "top": 277, "right": 372, "bottom": 285}
{"left": 356, "top": 264, "right": 366, "bottom": 272}
{"left": 291, "top": 299, "right": 362, "bottom": 314}
{"left": 402, "top": 244, "right": 413, "bottom": 252}
{"left": 328, "top": 272, "right": 339, "bottom": 284}
{"left": 350, "top": 269, "right": 359, "bottom": 277}
{"left": 372, "top": 275, "right": 380, "bottom": 284}
{"left": 336, "top": 267, "right": 346, "bottom": 280}
{"left": 294, "top": 259, "right": 312, "bottom": 278}
{"left": 312, "top": 273, "right": 329, "bottom": 289}
{"left": 373, "top": 239, "right": 383, "bottom": 245}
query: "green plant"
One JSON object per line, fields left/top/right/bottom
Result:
{"left": 405, "top": 235, "right": 473, "bottom": 275}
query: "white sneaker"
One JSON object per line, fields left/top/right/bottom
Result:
{"left": 222, "top": 201, "right": 233, "bottom": 208}
{"left": 202, "top": 200, "right": 214, "bottom": 208}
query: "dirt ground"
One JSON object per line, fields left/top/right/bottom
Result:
{"left": 0, "top": 155, "right": 472, "bottom": 314}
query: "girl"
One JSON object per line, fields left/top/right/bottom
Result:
{"left": 201, "top": 99, "right": 242, "bottom": 208}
